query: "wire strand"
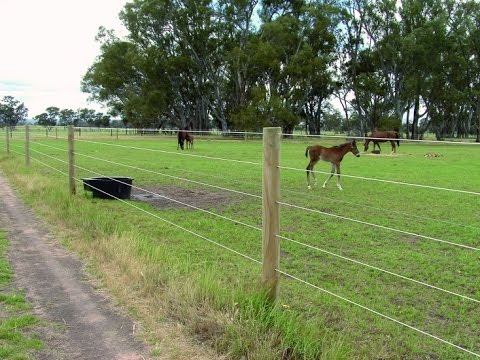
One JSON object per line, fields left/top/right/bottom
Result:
{"left": 74, "top": 163, "right": 262, "bottom": 232}
{"left": 280, "top": 165, "right": 480, "bottom": 196}
{"left": 279, "top": 185, "right": 480, "bottom": 231}
{"left": 73, "top": 150, "right": 262, "bottom": 199}
{"left": 65, "top": 136, "right": 263, "bottom": 166}
{"left": 9, "top": 147, "right": 480, "bottom": 358}
{"left": 10, "top": 148, "right": 68, "bottom": 176}
{"left": 287, "top": 132, "right": 480, "bottom": 145}
{"left": 24, "top": 146, "right": 479, "bottom": 303}
{"left": 73, "top": 176, "right": 262, "bottom": 265}
{"left": 275, "top": 268, "right": 480, "bottom": 358}
{"left": 29, "top": 140, "right": 480, "bottom": 230}
{"left": 277, "top": 234, "right": 480, "bottom": 303}
{"left": 278, "top": 201, "right": 480, "bottom": 251}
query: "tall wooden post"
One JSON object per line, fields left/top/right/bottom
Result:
{"left": 5, "top": 126, "right": 10, "bottom": 154}
{"left": 25, "top": 125, "right": 30, "bottom": 166}
{"left": 262, "top": 127, "right": 281, "bottom": 301}
{"left": 68, "top": 125, "right": 76, "bottom": 195}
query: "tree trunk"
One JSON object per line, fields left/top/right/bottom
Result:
{"left": 476, "top": 102, "right": 480, "bottom": 143}
{"left": 411, "top": 94, "right": 420, "bottom": 140}
{"left": 405, "top": 102, "right": 410, "bottom": 139}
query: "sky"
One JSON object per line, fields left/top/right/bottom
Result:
{"left": 0, "top": 0, "right": 129, "bottom": 118}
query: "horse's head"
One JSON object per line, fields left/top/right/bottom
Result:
{"left": 350, "top": 140, "right": 360, "bottom": 157}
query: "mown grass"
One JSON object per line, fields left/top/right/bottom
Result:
{"left": 0, "top": 231, "right": 43, "bottom": 359}
{"left": 0, "top": 127, "right": 479, "bottom": 359}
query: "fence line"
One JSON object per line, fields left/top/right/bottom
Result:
{"left": 74, "top": 162, "right": 262, "bottom": 232}
{"left": 30, "top": 132, "right": 478, "bottom": 196}
{"left": 75, "top": 152, "right": 262, "bottom": 199}
{"left": 280, "top": 165, "right": 480, "bottom": 196}
{"left": 24, "top": 143, "right": 479, "bottom": 304}
{"left": 27, "top": 141, "right": 262, "bottom": 200}
{"left": 6, "top": 126, "right": 479, "bottom": 358}
{"left": 69, "top": 137, "right": 263, "bottom": 166}
{"left": 284, "top": 132, "right": 480, "bottom": 145}
{"left": 278, "top": 201, "right": 480, "bottom": 251}
{"left": 280, "top": 185, "right": 480, "bottom": 231}
{"left": 277, "top": 234, "right": 480, "bottom": 303}
{"left": 15, "top": 144, "right": 480, "bottom": 358}
{"left": 27, "top": 142, "right": 478, "bottom": 251}
{"left": 74, "top": 176, "right": 263, "bottom": 265}
{"left": 10, "top": 148, "right": 68, "bottom": 176}
{"left": 275, "top": 268, "right": 480, "bottom": 358}
{"left": 18, "top": 124, "right": 480, "bottom": 145}
{"left": 27, "top": 140, "right": 479, "bottom": 230}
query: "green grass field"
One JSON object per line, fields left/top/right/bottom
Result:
{"left": 1, "top": 127, "right": 479, "bottom": 359}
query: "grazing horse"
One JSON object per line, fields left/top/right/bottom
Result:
{"left": 305, "top": 140, "right": 360, "bottom": 190}
{"left": 185, "top": 133, "right": 194, "bottom": 149}
{"left": 364, "top": 130, "right": 400, "bottom": 154}
{"left": 177, "top": 129, "right": 190, "bottom": 150}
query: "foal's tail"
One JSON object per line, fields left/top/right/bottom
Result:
{"left": 305, "top": 146, "right": 311, "bottom": 158}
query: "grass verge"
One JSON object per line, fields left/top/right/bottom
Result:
{"left": 0, "top": 231, "right": 43, "bottom": 360}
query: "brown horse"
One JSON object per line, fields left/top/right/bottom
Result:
{"left": 177, "top": 129, "right": 190, "bottom": 150}
{"left": 185, "top": 133, "right": 194, "bottom": 149}
{"left": 305, "top": 140, "right": 360, "bottom": 190}
{"left": 364, "top": 130, "right": 400, "bottom": 154}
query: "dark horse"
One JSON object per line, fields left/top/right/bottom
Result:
{"left": 177, "top": 129, "right": 191, "bottom": 150}
{"left": 185, "top": 133, "right": 194, "bottom": 149}
{"left": 364, "top": 130, "right": 400, "bottom": 154}
{"left": 305, "top": 140, "right": 360, "bottom": 190}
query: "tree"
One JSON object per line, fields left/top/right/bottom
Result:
{"left": 0, "top": 96, "right": 29, "bottom": 127}
{"left": 58, "top": 109, "right": 76, "bottom": 126}
{"left": 33, "top": 113, "right": 56, "bottom": 127}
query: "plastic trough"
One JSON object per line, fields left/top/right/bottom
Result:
{"left": 82, "top": 177, "right": 134, "bottom": 200}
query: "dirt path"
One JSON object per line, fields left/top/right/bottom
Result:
{"left": 0, "top": 173, "right": 151, "bottom": 359}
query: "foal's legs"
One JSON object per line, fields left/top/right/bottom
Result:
{"left": 322, "top": 163, "right": 335, "bottom": 189}
{"left": 323, "top": 163, "right": 342, "bottom": 190}
{"left": 335, "top": 163, "right": 343, "bottom": 190}
{"left": 306, "top": 160, "right": 318, "bottom": 189}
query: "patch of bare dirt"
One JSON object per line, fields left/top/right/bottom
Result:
{"left": 131, "top": 185, "right": 242, "bottom": 210}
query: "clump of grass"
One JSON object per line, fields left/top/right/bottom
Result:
{"left": 0, "top": 231, "right": 43, "bottom": 359}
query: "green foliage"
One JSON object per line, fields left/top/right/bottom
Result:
{"left": 0, "top": 96, "right": 28, "bottom": 127}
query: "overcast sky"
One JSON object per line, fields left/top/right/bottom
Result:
{"left": 0, "top": 0, "right": 128, "bottom": 117}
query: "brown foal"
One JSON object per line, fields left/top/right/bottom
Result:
{"left": 305, "top": 140, "right": 360, "bottom": 190}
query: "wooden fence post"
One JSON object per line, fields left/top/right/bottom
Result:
{"left": 5, "top": 126, "right": 9, "bottom": 154}
{"left": 262, "top": 127, "right": 281, "bottom": 301}
{"left": 68, "top": 125, "right": 76, "bottom": 195}
{"left": 25, "top": 125, "right": 30, "bottom": 166}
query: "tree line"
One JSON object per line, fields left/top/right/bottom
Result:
{"left": 81, "top": 0, "right": 480, "bottom": 141}
{"left": 0, "top": 96, "right": 112, "bottom": 128}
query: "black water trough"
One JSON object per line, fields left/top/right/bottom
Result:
{"left": 82, "top": 177, "right": 134, "bottom": 199}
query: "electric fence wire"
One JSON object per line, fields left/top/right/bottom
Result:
{"left": 24, "top": 143, "right": 480, "bottom": 305}
{"left": 7, "top": 145, "right": 480, "bottom": 358}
